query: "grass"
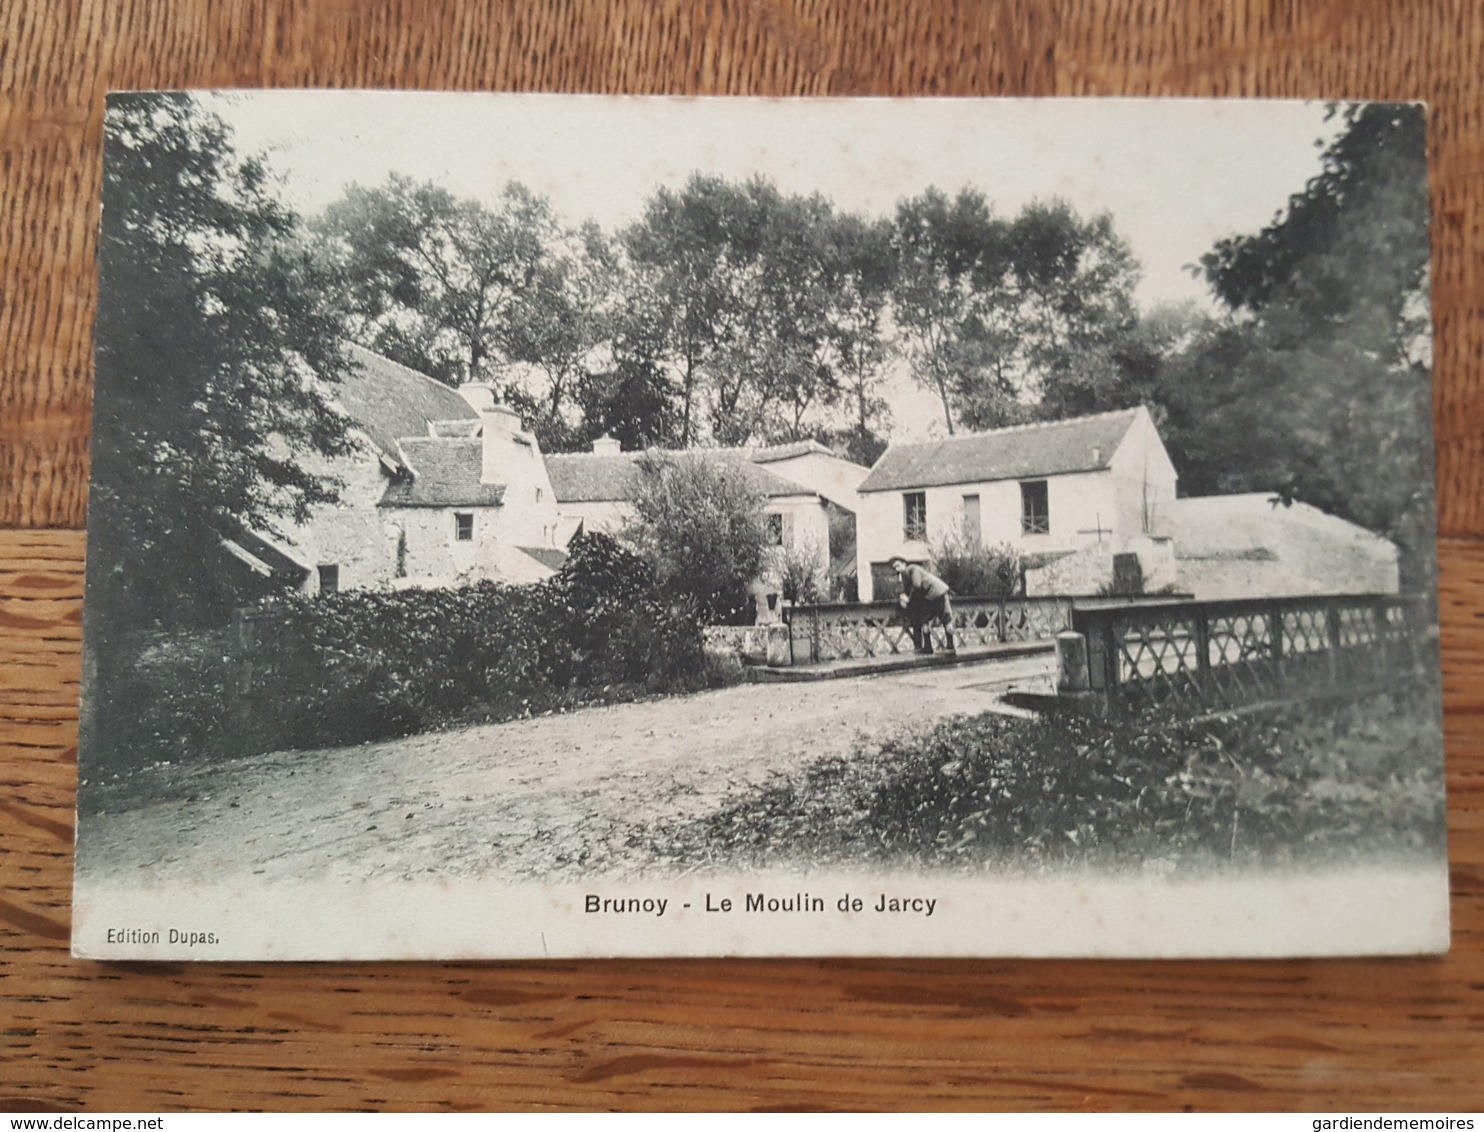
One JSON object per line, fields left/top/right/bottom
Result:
{"left": 647, "top": 690, "right": 1447, "bottom": 875}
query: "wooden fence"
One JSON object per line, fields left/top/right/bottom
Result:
{"left": 1069, "top": 594, "right": 1433, "bottom": 710}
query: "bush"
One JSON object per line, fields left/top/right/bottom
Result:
{"left": 654, "top": 693, "right": 1446, "bottom": 872}
{"left": 929, "top": 530, "right": 1023, "bottom": 596}
{"left": 86, "top": 532, "right": 709, "bottom": 770}
{"left": 623, "top": 452, "right": 770, "bottom": 623}
{"left": 769, "top": 537, "right": 829, "bottom": 604}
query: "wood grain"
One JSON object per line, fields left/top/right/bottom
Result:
{"left": 1, "top": 0, "right": 1480, "bottom": 1112}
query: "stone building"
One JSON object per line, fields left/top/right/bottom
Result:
{"left": 223, "top": 345, "right": 563, "bottom": 593}
{"left": 854, "top": 405, "right": 1400, "bottom": 602}
{"left": 225, "top": 345, "right": 867, "bottom": 596}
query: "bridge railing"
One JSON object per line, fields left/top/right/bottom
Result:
{"left": 785, "top": 595, "right": 1098, "bottom": 665}
{"left": 1069, "top": 593, "right": 1432, "bottom": 710}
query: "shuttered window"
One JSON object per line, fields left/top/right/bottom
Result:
{"left": 1020, "top": 481, "right": 1049, "bottom": 535}
{"left": 903, "top": 492, "right": 927, "bottom": 541}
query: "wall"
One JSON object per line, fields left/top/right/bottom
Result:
{"left": 1024, "top": 536, "right": 1180, "bottom": 597}
{"left": 282, "top": 440, "right": 398, "bottom": 593}
{"left": 1107, "top": 407, "right": 1179, "bottom": 544}
{"left": 556, "top": 500, "right": 635, "bottom": 543}
{"left": 856, "top": 470, "right": 1122, "bottom": 600}
{"left": 762, "top": 495, "right": 832, "bottom": 586}
{"left": 763, "top": 451, "right": 869, "bottom": 511}
{"left": 479, "top": 413, "right": 562, "bottom": 553}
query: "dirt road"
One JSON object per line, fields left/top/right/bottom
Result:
{"left": 77, "top": 652, "right": 1052, "bottom": 882}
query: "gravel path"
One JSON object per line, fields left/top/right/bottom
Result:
{"left": 77, "top": 653, "right": 1053, "bottom": 882}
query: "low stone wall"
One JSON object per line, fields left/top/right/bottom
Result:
{"left": 702, "top": 624, "right": 792, "bottom": 667}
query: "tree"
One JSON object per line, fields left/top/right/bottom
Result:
{"left": 1193, "top": 102, "right": 1433, "bottom": 584}
{"left": 891, "top": 190, "right": 1143, "bottom": 433}
{"left": 620, "top": 176, "right": 759, "bottom": 446}
{"left": 317, "top": 175, "right": 558, "bottom": 391}
{"left": 890, "top": 188, "right": 1012, "bottom": 434}
{"left": 819, "top": 212, "right": 897, "bottom": 455}
{"left": 623, "top": 453, "right": 770, "bottom": 623}
{"left": 90, "top": 92, "right": 355, "bottom": 629}
{"left": 989, "top": 201, "right": 1141, "bottom": 427}
{"left": 621, "top": 176, "right": 889, "bottom": 448}
{"left": 501, "top": 221, "right": 620, "bottom": 450}
{"left": 1033, "top": 301, "right": 1207, "bottom": 421}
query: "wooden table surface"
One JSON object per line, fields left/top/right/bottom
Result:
{"left": 2, "top": 1, "right": 1482, "bottom": 1112}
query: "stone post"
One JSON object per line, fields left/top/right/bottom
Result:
{"left": 1056, "top": 630, "right": 1090, "bottom": 693}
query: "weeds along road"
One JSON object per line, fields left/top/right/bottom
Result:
{"left": 77, "top": 652, "right": 1054, "bottom": 883}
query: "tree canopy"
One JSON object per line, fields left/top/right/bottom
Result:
{"left": 91, "top": 92, "right": 355, "bottom": 629}
{"left": 1191, "top": 103, "right": 1434, "bottom": 579}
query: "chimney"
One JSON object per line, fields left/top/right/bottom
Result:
{"left": 478, "top": 399, "right": 528, "bottom": 484}
{"left": 591, "top": 434, "right": 621, "bottom": 455}
{"left": 458, "top": 381, "right": 496, "bottom": 414}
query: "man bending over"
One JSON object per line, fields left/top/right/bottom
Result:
{"left": 890, "top": 556, "right": 956, "bottom": 656}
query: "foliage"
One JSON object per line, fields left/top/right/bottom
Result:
{"left": 928, "top": 531, "right": 1023, "bottom": 596}
{"left": 769, "top": 537, "right": 829, "bottom": 604}
{"left": 86, "top": 533, "right": 717, "bottom": 770}
{"left": 891, "top": 189, "right": 1140, "bottom": 433}
{"left": 623, "top": 453, "right": 770, "bottom": 623}
{"left": 649, "top": 694, "right": 1445, "bottom": 872}
{"left": 317, "top": 175, "right": 559, "bottom": 388}
{"left": 1191, "top": 103, "right": 1434, "bottom": 587}
{"left": 619, "top": 175, "right": 897, "bottom": 447}
{"left": 89, "top": 92, "right": 354, "bottom": 631}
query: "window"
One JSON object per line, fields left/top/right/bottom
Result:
{"left": 765, "top": 513, "right": 784, "bottom": 546}
{"left": 903, "top": 492, "right": 927, "bottom": 541}
{"left": 1020, "top": 480, "right": 1049, "bottom": 535}
{"left": 962, "top": 493, "right": 981, "bottom": 543}
{"left": 536, "top": 487, "right": 544, "bottom": 502}
{"left": 317, "top": 564, "right": 339, "bottom": 594}
{"left": 455, "top": 512, "right": 474, "bottom": 541}
{"left": 871, "top": 560, "right": 924, "bottom": 602}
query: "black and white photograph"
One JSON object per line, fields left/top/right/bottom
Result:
{"left": 72, "top": 93, "right": 1446, "bottom": 959}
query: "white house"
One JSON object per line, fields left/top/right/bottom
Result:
{"left": 854, "top": 405, "right": 1401, "bottom": 603}
{"left": 854, "top": 407, "right": 1176, "bottom": 601}
{"left": 545, "top": 439, "right": 867, "bottom": 587}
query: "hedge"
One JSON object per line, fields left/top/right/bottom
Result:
{"left": 86, "top": 532, "right": 713, "bottom": 769}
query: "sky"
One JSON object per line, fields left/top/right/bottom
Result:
{"left": 213, "top": 92, "right": 1340, "bottom": 311}
{"left": 207, "top": 93, "right": 1341, "bottom": 441}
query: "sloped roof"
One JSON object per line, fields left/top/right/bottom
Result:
{"left": 1152, "top": 494, "right": 1394, "bottom": 562}
{"left": 544, "top": 450, "right": 817, "bottom": 504}
{"left": 332, "top": 344, "right": 479, "bottom": 463}
{"left": 858, "top": 408, "right": 1142, "bottom": 493}
{"left": 221, "top": 528, "right": 312, "bottom": 578}
{"left": 749, "top": 439, "right": 836, "bottom": 463}
{"left": 378, "top": 438, "right": 507, "bottom": 508}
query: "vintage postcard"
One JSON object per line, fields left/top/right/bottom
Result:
{"left": 73, "top": 93, "right": 1446, "bottom": 959}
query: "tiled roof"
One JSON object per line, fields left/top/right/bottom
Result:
{"left": 542, "top": 454, "right": 643, "bottom": 503}
{"left": 545, "top": 450, "right": 813, "bottom": 504}
{"left": 1152, "top": 494, "right": 1392, "bottom": 562}
{"left": 332, "top": 344, "right": 479, "bottom": 464}
{"left": 748, "top": 439, "right": 836, "bottom": 463}
{"left": 858, "top": 408, "right": 1142, "bottom": 493}
{"left": 378, "top": 438, "right": 507, "bottom": 508}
